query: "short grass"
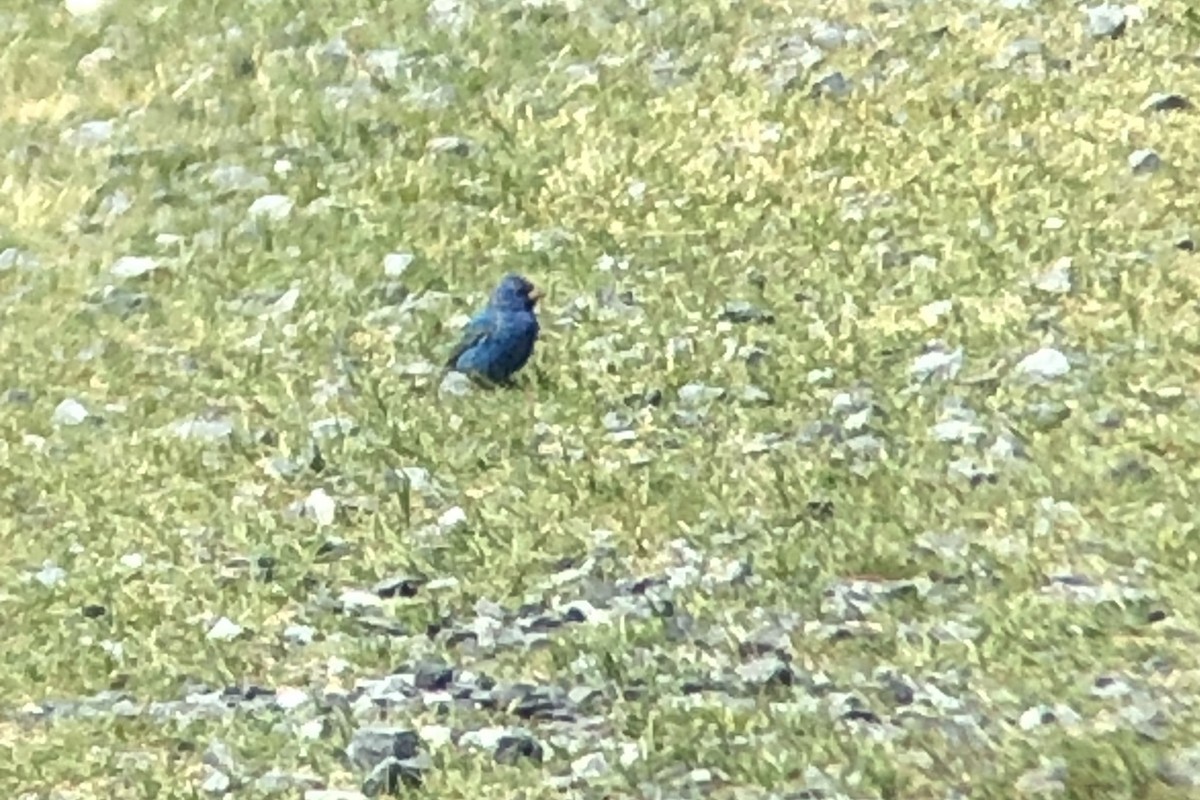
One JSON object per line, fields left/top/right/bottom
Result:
{"left": 3, "top": 0, "right": 1200, "bottom": 797}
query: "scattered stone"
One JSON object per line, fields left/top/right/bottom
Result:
{"left": 52, "top": 398, "right": 92, "bottom": 426}
{"left": 62, "top": 119, "right": 115, "bottom": 148}
{"left": 1084, "top": 4, "right": 1127, "bottom": 39}
{"left": 911, "top": 345, "right": 963, "bottom": 382}
{"left": 257, "top": 771, "right": 324, "bottom": 793}
{"left": 77, "top": 46, "right": 116, "bottom": 74}
{"left": 33, "top": 562, "right": 67, "bottom": 588}
{"left": 247, "top": 194, "right": 294, "bottom": 222}
{"left": 1128, "top": 148, "right": 1161, "bottom": 174}
{"left": 930, "top": 414, "right": 988, "bottom": 444}
{"left": 678, "top": 383, "right": 726, "bottom": 407}
{"left": 346, "top": 726, "right": 422, "bottom": 772}
{"left": 571, "top": 751, "right": 609, "bottom": 779}
{"left": 383, "top": 252, "right": 414, "bottom": 277}
{"left": 1014, "top": 758, "right": 1068, "bottom": 794}
{"left": 997, "top": 37, "right": 1042, "bottom": 68}
{"left": 947, "top": 457, "right": 997, "bottom": 485}
{"left": 1159, "top": 745, "right": 1200, "bottom": 787}
{"left": 919, "top": 299, "right": 953, "bottom": 326}
{"left": 1142, "top": 92, "right": 1192, "bottom": 113}
{"left": 494, "top": 733, "right": 544, "bottom": 764}
{"left": 362, "top": 755, "right": 428, "bottom": 794}
{"left": 206, "top": 617, "right": 244, "bottom": 642}
{"left": 363, "top": 49, "right": 407, "bottom": 81}
{"left": 1014, "top": 347, "right": 1070, "bottom": 382}
{"left": 200, "top": 768, "right": 232, "bottom": 795}
{"left": 283, "top": 624, "right": 316, "bottom": 646}
{"left": 812, "top": 70, "right": 852, "bottom": 99}
{"left": 0, "top": 247, "right": 39, "bottom": 271}
{"left": 440, "top": 371, "right": 473, "bottom": 396}
{"left": 209, "top": 165, "right": 269, "bottom": 194}
{"left": 203, "top": 739, "right": 239, "bottom": 775}
{"left": 718, "top": 300, "right": 774, "bottom": 324}
{"left": 736, "top": 655, "right": 796, "bottom": 688}
{"left": 374, "top": 575, "right": 423, "bottom": 598}
{"left": 427, "top": 136, "right": 474, "bottom": 156}
{"left": 1033, "top": 257, "right": 1072, "bottom": 293}
{"left": 169, "top": 415, "right": 234, "bottom": 441}
{"left": 339, "top": 589, "right": 383, "bottom": 614}
{"left": 303, "top": 489, "right": 338, "bottom": 527}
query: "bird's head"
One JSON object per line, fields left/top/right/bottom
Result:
{"left": 491, "top": 273, "right": 542, "bottom": 312}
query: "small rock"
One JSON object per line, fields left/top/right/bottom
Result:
{"left": 437, "top": 506, "right": 467, "bottom": 532}
{"left": 571, "top": 751, "right": 610, "bottom": 779}
{"left": 1034, "top": 258, "right": 1072, "bottom": 293}
{"left": 203, "top": 739, "right": 238, "bottom": 774}
{"left": 77, "top": 46, "right": 116, "bottom": 74}
{"left": 256, "top": 771, "right": 324, "bottom": 793}
{"left": 931, "top": 417, "right": 988, "bottom": 444}
{"left": 200, "top": 769, "right": 232, "bottom": 795}
{"left": 439, "top": 371, "right": 472, "bottom": 396}
{"left": 810, "top": 21, "right": 847, "bottom": 49}
{"left": 209, "top": 165, "right": 269, "bottom": 194}
{"left": 363, "top": 49, "right": 407, "bottom": 81}
{"left": 919, "top": 299, "right": 953, "bottom": 326}
{"left": 1142, "top": 92, "right": 1192, "bottom": 113}
{"left": 346, "top": 726, "right": 422, "bottom": 772}
{"left": 427, "top": 136, "right": 473, "bottom": 156}
{"left": 33, "top": 562, "right": 67, "bottom": 588}
{"left": 283, "top": 624, "right": 316, "bottom": 646}
{"left": 911, "top": 346, "right": 963, "bottom": 382}
{"left": 1015, "top": 347, "right": 1070, "bottom": 382}
{"left": 64, "top": 0, "right": 113, "bottom": 16}
{"left": 275, "top": 687, "right": 309, "bottom": 711}
{"left": 1085, "top": 4, "right": 1127, "bottom": 39}
{"left": 1159, "top": 745, "right": 1200, "bottom": 787}
{"left": 373, "top": 575, "right": 423, "bottom": 598}
{"left": 418, "top": 725, "right": 453, "bottom": 750}
{"left": 812, "top": 70, "right": 852, "bottom": 99}
{"left": 737, "top": 385, "right": 772, "bottom": 406}
{"left": 363, "top": 756, "right": 427, "bottom": 794}
{"left": 62, "top": 119, "right": 114, "bottom": 147}
{"left": 247, "top": 194, "right": 294, "bottom": 222}
{"left": 718, "top": 300, "right": 774, "bottom": 324}
{"left": 304, "top": 489, "right": 338, "bottom": 527}
{"left": 169, "top": 416, "right": 234, "bottom": 441}
{"left": 339, "top": 589, "right": 382, "bottom": 614}
{"left": 0, "top": 247, "right": 39, "bottom": 271}
{"left": 206, "top": 616, "right": 244, "bottom": 642}
{"left": 52, "top": 398, "right": 91, "bottom": 426}
{"left": 678, "top": 383, "right": 725, "bottom": 407}
{"left": 998, "top": 37, "right": 1042, "bottom": 68}
{"left": 299, "top": 719, "right": 324, "bottom": 740}
{"left": 1128, "top": 148, "right": 1161, "bottom": 174}
{"left": 736, "top": 655, "right": 795, "bottom": 688}
{"left": 106, "top": 256, "right": 157, "bottom": 284}
{"left": 495, "top": 733, "right": 544, "bottom": 764}
{"left": 1015, "top": 758, "right": 1068, "bottom": 794}
{"left": 383, "top": 252, "right": 414, "bottom": 277}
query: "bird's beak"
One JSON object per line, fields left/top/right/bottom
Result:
{"left": 528, "top": 286, "right": 544, "bottom": 305}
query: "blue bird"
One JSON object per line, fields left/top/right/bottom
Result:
{"left": 446, "top": 273, "right": 542, "bottom": 384}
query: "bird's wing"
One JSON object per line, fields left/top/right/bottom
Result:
{"left": 445, "top": 309, "right": 499, "bottom": 368}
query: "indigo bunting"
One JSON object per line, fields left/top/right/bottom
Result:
{"left": 446, "top": 273, "right": 542, "bottom": 384}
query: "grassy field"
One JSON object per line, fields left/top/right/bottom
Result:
{"left": 3, "top": 0, "right": 1200, "bottom": 796}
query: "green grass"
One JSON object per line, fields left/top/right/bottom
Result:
{"left": 3, "top": 0, "right": 1200, "bottom": 796}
